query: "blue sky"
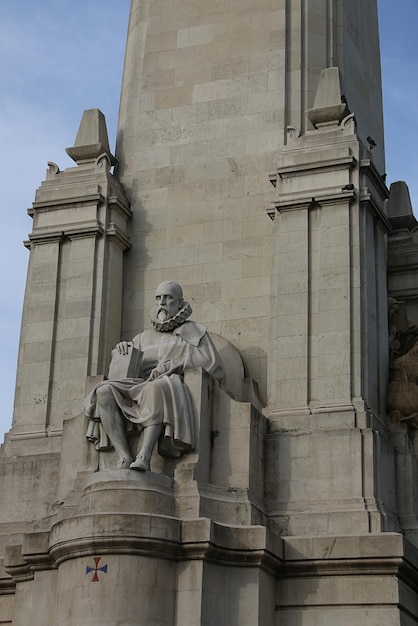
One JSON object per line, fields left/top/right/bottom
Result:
{"left": 0, "top": 1, "right": 131, "bottom": 439}
{"left": 0, "top": 0, "right": 416, "bottom": 440}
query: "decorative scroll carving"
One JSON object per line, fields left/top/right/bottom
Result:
{"left": 95, "top": 152, "right": 112, "bottom": 171}
{"left": 46, "top": 161, "right": 60, "bottom": 179}
{"left": 286, "top": 125, "right": 300, "bottom": 141}
{"left": 341, "top": 113, "right": 356, "bottom": 135}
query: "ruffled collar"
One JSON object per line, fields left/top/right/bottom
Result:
{"left": 150, "top": 301, "right": 192, "bottom": 332}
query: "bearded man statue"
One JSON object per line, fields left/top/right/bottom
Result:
{"left": 84, "top": 281, "right": 224, "bottom": 471}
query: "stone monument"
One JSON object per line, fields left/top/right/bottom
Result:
{"left": 1, "top": 1, "right": 418, "bottom": 624}
{"left": 85, "top": 280, "right": 224, "bottom": 471}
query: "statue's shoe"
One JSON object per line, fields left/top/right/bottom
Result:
{"left": 130, "top": 455, "right": 150, "bottom": 471}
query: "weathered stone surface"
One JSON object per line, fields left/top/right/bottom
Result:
{"left": 66, "top": 108, "right": 117, "bottom": 166}
{"left": 1, "top": 1, "right": 418, "bottom": 624}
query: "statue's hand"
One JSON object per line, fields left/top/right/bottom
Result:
{"left": 149, "top": 367, "right": 162, "bottom": 380}
{"left": 115, "top": 341, "right": 133, "bottom": 355}
{"left": 149, "top": 363, "right": 169, "bottom": 380}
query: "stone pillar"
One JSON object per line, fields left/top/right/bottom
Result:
{"left": 268, "top": 69, "right": 389, "bottom": 418}
{"left": 266, "top": 68, "right": 394, "bottom": 535}
{"left": 9, "top": 110, "right": 130, "bottom": 452}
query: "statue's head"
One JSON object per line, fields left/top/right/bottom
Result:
{"left": 151, "top": 281, "right": 192, "bottom": 332}
{"left": 155, "top": 281, "right": 184, "bottom": 321}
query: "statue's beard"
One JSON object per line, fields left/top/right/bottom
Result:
{"left": 150, "top": 301, "right": 192, "bottom": 332}
{"left": 157, "top": 308, "right": 171, "bottom": 322}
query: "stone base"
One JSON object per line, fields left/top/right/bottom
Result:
{"left": 265, "top": 415, "right": 403, "bottom": 537}
{"left": 2, "top": 522, "right": 418, "bottom": 625}
{"left": 278, "top": 533, "right": 418, "bottom": 625}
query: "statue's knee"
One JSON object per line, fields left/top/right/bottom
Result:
{"left": 96, "top": 383, "right": 114, "bottom": 405}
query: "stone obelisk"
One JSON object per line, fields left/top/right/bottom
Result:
{"left": 114, "top": 0, "right": 392, "bottom": 534}
{"left": 1, "top": 2, "right": 418, "bottom": 625}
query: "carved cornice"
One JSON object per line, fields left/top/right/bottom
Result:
{"left": 50, "top": 534, "right": 181, "bottom": 566}
{"left": 106, "top": 222, "right": 131, "bottom": 251}
{"left": 4, "top": 535, "right": 56, "bottom": 583}
{"left": 282, "top": 554, "right": 405, "bottom": 577}
{"left": 3, "top": 561, "right": 33, "bottom": 583}
{"left": 48, "top": 512, "right": 181, "bottom": 567}
{"left": 279, "top": 551, "right": 418, "bottom": 594}
{"left": 9, "top": 427, "right": 49, "bottom": 441}
{"left": 24, "top": 231, "right": 64, "bottom": 249}
{"left": 27, "top": 193, "right": 131, "bottom": 246}
{"left": 108, "top": 194, "right": 132, "bottom": 220}
{"left": 180, "top": 521, "right": 282, "bottom": 576}
{"left": 269, "top": 139, "right": 358, "bottom": 218}
{"left": 5, "top": 512, "right": 418, "bottom": 596}
{"left": 359, "top": 157, "right": 389, "bottom": 202}
{"left": 29, "top": 193, "right": 105, "bottom": 214}
{"left": 22, "top": 532, "right": 55, "bottom": 572}
{"left": 45, "top": 512, "right": 284, "bottom": 575}
{"left": 272, "top": 190, "right": 355, "bottom": 215}
{"left": 277, "top": 153, "right": 356, "bottom": 179}
{"left": 0, "top": 577, "right": 15, "bottom": 595}
{"left": 24, "top": 222, "right": 104, "bottom": 248}
{"left": 271, "top": 198, "right": 316, "bottom": 214}
{"left": 280, "top": 534, "right": 418, "bottom": 590}
{"left": 65, "top": 223, "right": 105, "bottom": 240}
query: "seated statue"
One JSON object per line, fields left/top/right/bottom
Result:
{"left": 84, "top": 281, "right": 224, "bottom": 470}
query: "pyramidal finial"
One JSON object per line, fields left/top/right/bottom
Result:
{"left": 66, "top": 108, "right": 117, "bottom": 166}
{"left": 307, "top": 67, "right": 348, "bottom": 129}
{"left": 387, "top": 181, "right": 418, "bottom": 231}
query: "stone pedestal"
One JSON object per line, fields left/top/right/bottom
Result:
{"left": 2, "top": 370, "right": 275, "bottom": 626}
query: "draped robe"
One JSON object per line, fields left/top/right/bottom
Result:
{"left": 84, "top": 321, "right": 224, "bottom": 456}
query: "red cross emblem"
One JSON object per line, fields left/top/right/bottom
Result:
{"left": 86, "top": 557, "right": 108, "bottom": 582}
